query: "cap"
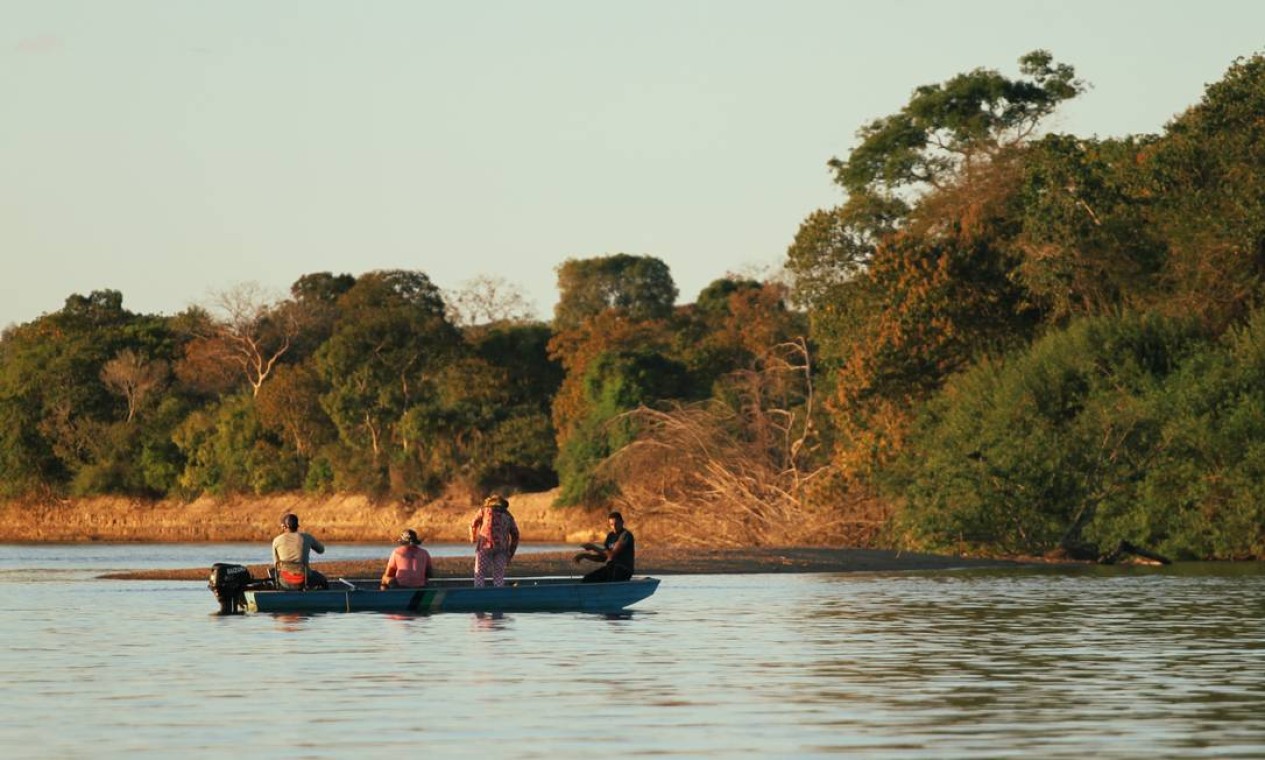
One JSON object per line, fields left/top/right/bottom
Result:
{"left": 398, "top": 529, "right": 420, "bottom": 545}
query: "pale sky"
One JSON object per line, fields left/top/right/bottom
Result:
{"left": 3, "top": 1, "right": 1262, "bottom": 329}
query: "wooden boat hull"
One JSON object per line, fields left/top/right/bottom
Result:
{"left": 242, "top": 576, "right": 660, "bottom": 614}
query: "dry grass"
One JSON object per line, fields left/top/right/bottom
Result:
{"left": 602, "top": 340, "right": 891, "bottom": 547}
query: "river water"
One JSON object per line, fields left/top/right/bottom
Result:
{"left": 0, "top": 545, "right": 1262, "bottom": 759}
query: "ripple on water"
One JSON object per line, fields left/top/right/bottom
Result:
{"left": 0, "top": 557, "right": 1263, "bottom": 758}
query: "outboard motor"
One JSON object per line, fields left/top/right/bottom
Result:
{"left": 209, "top": 563, "right": 253, "bottom": 614}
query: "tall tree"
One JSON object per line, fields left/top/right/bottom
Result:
{"left": 788, "top": 51, "right": 1085, "bottom": 482}
{"left": 553, "top": 254, "right": 678, "bottom": 331}
{"left": 1148, "top": 53, "right": 1265, "bottom": 331}
{"left": 1012, "top": 134, "right": 1164, "bottom": 321}
{"left": 315, "top": 270, "right": 462, "bottom": 490}
{"left": 789, "top": 50, "right": 1085, "bottom": 326}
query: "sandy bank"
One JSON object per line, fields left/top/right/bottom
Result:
{"left": 0, "top": 491, "right": 608, "bottom": 544}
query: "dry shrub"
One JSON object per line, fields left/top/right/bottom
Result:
{"left": 600, "top": 340, "right": 890, "bottom": 547}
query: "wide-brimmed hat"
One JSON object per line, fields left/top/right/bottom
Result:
{"left": 482, "top": 494, "right": 508, "bottom": 508}
{"left": 398, "top": 529, "right": 421, "bottom": 545}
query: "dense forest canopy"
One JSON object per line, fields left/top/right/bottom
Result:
{"left": 3, "top": 51, "right": 1263, "bottom": 559}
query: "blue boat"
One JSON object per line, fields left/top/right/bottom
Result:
{"left": 209, "top": 564, "right": 658, "bottom": 614}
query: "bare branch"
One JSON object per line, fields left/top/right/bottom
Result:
{"left": 203, "top": 283, "right": 300, "bottom": 396}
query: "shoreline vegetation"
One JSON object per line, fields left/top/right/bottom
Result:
{"left": 4, "top": 53, "right": 1265, "bottom": 562}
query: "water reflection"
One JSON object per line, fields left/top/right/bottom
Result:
{"left": 272, "top": 612, "right": 309, "bottom": 633}
{"left": 472, "top": 611, "right": 508, "bottom": 630}
{"left": 766, "top": 566, "right": 1265, "bottom": 755}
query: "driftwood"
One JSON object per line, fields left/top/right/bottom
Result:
{"left": 1099, "top": 540, "right": 1172, "bottom": 566}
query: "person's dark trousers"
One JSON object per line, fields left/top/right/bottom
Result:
{"left": 582, "top": 564, "right": 633, "bottom": 583}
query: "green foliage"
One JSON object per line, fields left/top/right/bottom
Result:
{"left": 477, "top": 412, "right": 558, "bottom": 492}
{"left": 172, "top": 394, "right": 299, "bottom": 496}
{"left": 830, "top": 50, "right": 1083, "bottom": 204}
{"left": 315, "top": 270, "right": 462, "bottom": 471}
{"left": 0, "top": 392, "right": 61, "bottom": 496}
{"left": 1088, "top": 312, "right": 1265, "bottom": 558}
{"left": 555, "top": 349, "right": 690, "bottom": 505}
{"left": 675, "top": 279, "right": 809, "bottom": 397}
{"left": 790, "top": 52, "right": 1084, "bottom": 473}
{"left": 893, "top": 313, "right": 1209, "bottom": 555}
{"left": 0, "top": 292, "right": 181, "bottom": 496}
{"left": 469, "top": 322, "right": 563, "bottom": 413}
{"left": 1148, "top": 53, "right": 1265, "bottom": 330}
{"left": 694, "top": 278, "right": 763, "bottom": 316}
{"left": 303, "top": 453, "right": 336, "bottom": 494}
{"left": 553, "top": 254, "right": 678, "bottom": 331}
{"left": 1015, "top": 134, "right": 1165, "bottom": 320}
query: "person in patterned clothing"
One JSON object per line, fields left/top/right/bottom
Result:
{"left": 469, "top": 494, "right": 519, "bottom": 587}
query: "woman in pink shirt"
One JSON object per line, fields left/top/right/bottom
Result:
{"left": 380, "top": 529, "right": 434, "bottom": 589}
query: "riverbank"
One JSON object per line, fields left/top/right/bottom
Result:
{"left": 4, "top": 491, "right": 1055, "bottom": 580}
{"left": 0, "top": 491, "right": 609, "bottom": 544}
{"left": 103, "top": 546, "right": 1028, "bottom": 581}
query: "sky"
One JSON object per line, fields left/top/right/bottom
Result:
{"left": 3, "top": 1, "right": 1263, "bottom": 329}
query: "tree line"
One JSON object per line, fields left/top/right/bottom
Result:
{"left": 3, "top": 50, "right": 1263, "bottom": 559}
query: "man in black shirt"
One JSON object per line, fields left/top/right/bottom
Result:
{"left": 574, "top": 511, "right": 635, "bottom": 583}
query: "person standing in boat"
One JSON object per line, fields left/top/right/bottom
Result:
{"left": 380, "top": 529, "right": 434, "bottom": 589}
{"left": 272, "top": 512, "right": 328, "bottom": 590}
{"left": 470, "top": 494, "right": 519, "bottom": 587}
{"left": 573, "top": 511, "right": 635, "bottom": 583}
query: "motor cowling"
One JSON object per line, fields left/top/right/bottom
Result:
{"left": 209, "top": 563, "right": 253, "bottom": 614}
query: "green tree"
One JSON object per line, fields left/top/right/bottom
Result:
{"left": 1013, "top": 134, "right": 1165, "bottom": 321}
{"left": 675, "top": 278, "right": 808, "bottom": 397}
{"left": 465, "top": 322, "right": 562, "bottom": 491}
{"left": 831, "top": 50, "right": 1083, "bottom": 207}
{"left": 255, "top": 363, "right": 336, "bottom": 456}
{"left": 787, "top": 52, "right": 1086, "bottom": 482}
{"left": 288, "top": 271, "right": 356, "bottom": 362}
{"left": 1148, "top": 52, "right": 1265, "bottom": 331}
{"left": 555, "top": 348, "right": 690, "bottom": 505}
{"left": 0, "top": 291, "right": 181, "bottom": 496}
{"left": 893, "top": 312, "right": 1204, "bottom": 556}
{"left": 315, "top": 270, "right": 463, "bottom": 493}
{"left": 553, "top": 254, "right": 678, "bottom": 331}
{"left": 789, "top": 49, "right": 1085, "bottom": 342}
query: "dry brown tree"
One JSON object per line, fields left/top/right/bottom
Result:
{"left": 100, "top": 349, "right": 169, "bottom": 422}
{"left": 199, "top": 283, "right": 300, "bottom": 397}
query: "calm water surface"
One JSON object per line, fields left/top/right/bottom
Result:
{"left": 0, "top": 545, "right": 1262, "bottom": 759}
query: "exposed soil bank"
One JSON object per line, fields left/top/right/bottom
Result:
{"left": 0, "top": 491, "right": 608, "bottom": 544}
{"left": 105, "top": 547, "right": 1026, "bottom": 581}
